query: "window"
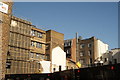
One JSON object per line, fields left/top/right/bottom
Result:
{"left": 64, "top": 41, "right": 71, "bottom": 47}
{"left": 90, "top": 58, "right": 92, "bottom": 63}
{"left": 104, "top": 58, "right": 108, "bottom": 62}
{"left": 80, "top": 44, "right": 85, "bottom": 48}
{"left": 38, "top": 32, "right": 43, "bottom": 38}
{"left": 6, "top": 61, "right": 11, "bottom": 69}
{"left": 39, "top": 54, "right": 45, "bottom": 59}
{"left": 46, "top": 44, "right": 49, "bottom": 50}
{"left": 66, "top": 50, "right": 69, "bottom": 54}
{"left": 80, "top": 51, "right": 84, "bottom": 56}
{"left": 114, "top": 59, "right": 117, "bottom": 64}
{"left": 88, "top": 50, "right": 92, "bottom": 56}
{"left": 34, "top": 53, "right": 45, "bottom": 59}
{"left": 31, "top": 41, "right": 35, "bottom": 47}
{"left": 35, "top": 31, "right": 38, "bottom": 37}
{"left": 104, "top": 58, "right": 107, "bottom": 62}
{"left": 88, "top": 43, "right": 92, "bottom": 48}
{"left": 68, "top": 41, "right": 71, "bottom": 46}
{"left": 36, "top": 53, "right": 40, "bottom": 59}
{"left": 36, "top": 42, "right": 42, "bottom": 48}
{"left": 31, "top": 30, "right": 35, "bottom": 36}
{"left": 64, "top": 43, "right": 67, "bottom": 47}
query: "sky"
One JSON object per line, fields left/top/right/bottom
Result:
{"left": 12, "top": 2, "right": 118, "bottom": 50}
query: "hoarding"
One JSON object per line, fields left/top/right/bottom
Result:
{"left": 0, "top": 2, "right": 8, "bottom": 14}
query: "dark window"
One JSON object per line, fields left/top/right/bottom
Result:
{"left": 66, "top": 50, "right": 69, "bottom": 54}
{"left": 88, "top": 43, "right": 92, "bottom": 47}
{"left": 114, "top": 59, "right": 117, "bottom": 64}
{"left": 68, "top": 41, "right": 71, "bottom": 46}
{"left": 80, "top": 44, "right": 85, "bottom": 48}
{"left": 66, "top": 49, "right": 71, "bottom": 58}
{"left": 104, "top": 58, "right": 108, "bottom": 62}
{"left": 6, "top": 61, "right": 11, "bottom": 69}
{"left": 64, "top": 43, "right": 67, "bottom": 47}
{"left": 59, "top": 65, "right": 61, "bottom": 71}
{"left": 90, "top": 58, "right": 92, "bottom": 63}
{"left": 46, "top": 44, "right": 49, "bottom": 50}
{"left": 88, "top": 50, "right": 92, "bottom": 56}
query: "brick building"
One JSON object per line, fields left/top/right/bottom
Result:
{"left": 46, "top": 30, "right": 64, "bottom": 61}
{"left": 64, "top": 38, "right": 77, "bottom": 69}
{"left": 6, "top": 16, "right": 47, "bottom": 74}
{"left": 64, "top": 36, "right": 108, "bottom": 68}
{"left": 64, "top": 38, "right": 76, "bottom": 62}
{"left": 5, "top": 16, "right": 65, "bottom": 74}
{"left": 77, "top": 37, "right": 96, "bottom": 67}
{"left": 30, "top": 26, "right": 46, "bottom": 61}
{"left": 0, "top": 1, "right": 13, "bottom": 79}
{"left": 0, "top": 1, "right": 65, "bottom": 77}
{"left": 6, "top": 16, "right": 32, "bottom": 74}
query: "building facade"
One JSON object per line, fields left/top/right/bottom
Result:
{"left": 64, "top": 38, "right": 76, "bottom": 62}
{"left": 102, "top": 48, "right": 120, "bottom": 65}
{"left": 0, "top": 1, "right": 13, "bottom": 79}
{"left": 6, "top": 16, "right": 42, "bottom": 74}
{"left": 111, "top": 48, "right": 120, "bottom": 64}
{"left": 78, "top": 37, "right": 108, "bottom": 67}
{"left": 30, "top": 26, "right": 46, "bottom": 61}
{"left": 5, "top": 16, "right": 65, "bottom": 74}
{"left": 46, "top": 30, "right": 64, "bottom": 61}
{"left": 0, "top": 1, "right": 64, "bottom": 77}
{"left": 77, "top": 37, "right": 96, "bottom": 67}
{"left": 64, "top": 38, "right": 77, "bottom": 69}
{"left": 64, "top": 36, "right": 108, "bottom": 68}
{"left": 51, "top": 46, "right": 66, "bottom": 73}
{"left": 102, "top": 51, "right": 112, "bottom": 65}
{"left": 96, "top": 40, "right": 109, "bottom": 60}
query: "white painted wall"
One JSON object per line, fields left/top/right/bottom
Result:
{"left": 102, "top": 52, "right": 112, "bottom": 65}
{"left": 40, "top": 61, "right": 51, "bottom": 73}
{"left": 51, "top": 46, "right": 66, "bottom": 73}
{"left": 111, "top": 49, "right": 120, "bottom": 63}
{"left": 97, "top": 40, "right": 108, "bottom": 58}
{"left": 102, "top": 49, "right": 120, "bottom": 65}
